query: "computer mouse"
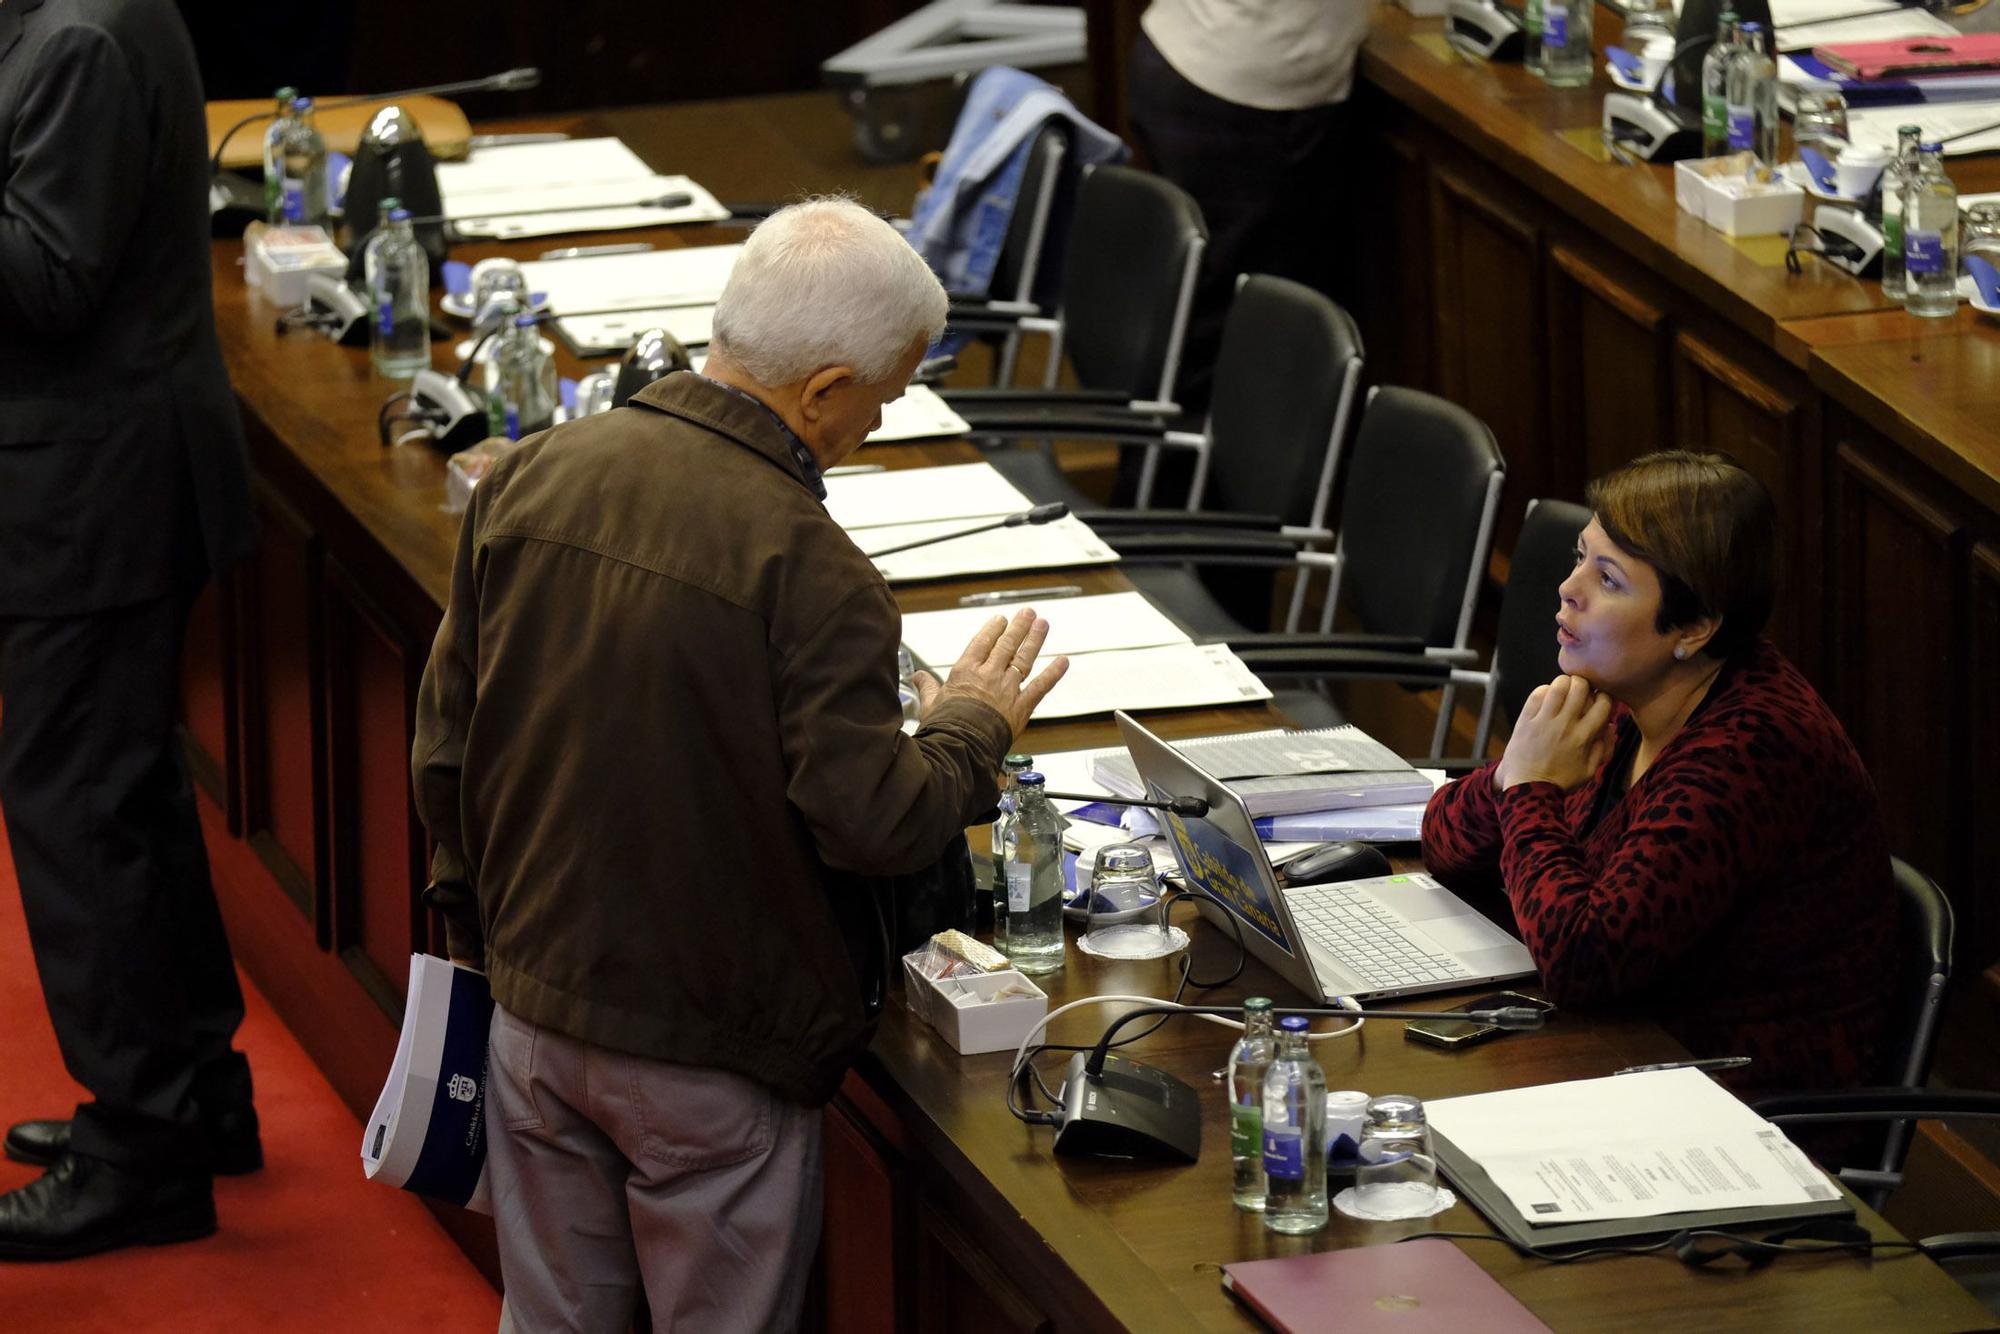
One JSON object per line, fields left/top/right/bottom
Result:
{"left": 1283, "top": 841, "right": 1394, "bottom": 886}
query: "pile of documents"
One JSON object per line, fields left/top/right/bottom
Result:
{"left": 521, "top": 244, "right": 743, "bottom": 355}
{"left": 827, "top": 461, "right": 1118, "bottom": 583}
{"left": 436, "top": 137, "right": 729, "bottom": 238}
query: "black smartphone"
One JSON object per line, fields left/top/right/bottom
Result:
{"left": 1403, "top": 991, "right": 1555, "bottom": 1049}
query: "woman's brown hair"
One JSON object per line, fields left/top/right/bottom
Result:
{"left": 1584, "top": 450, "right": 1775, "bottom": 661}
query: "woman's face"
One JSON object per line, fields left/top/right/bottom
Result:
{"left": 1555, "top": 517, "right": 1683, "bottom": 695}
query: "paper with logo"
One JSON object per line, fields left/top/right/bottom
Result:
{"left": 360, "top": 954, "right": 493, "bottom": 1214}
{"left": 1425, "top": 1068, "right": 1837, "bottom": 1225}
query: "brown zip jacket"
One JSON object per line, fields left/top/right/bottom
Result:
{"left": 411, "top": 372, "right": 1010, "bottom": 1105}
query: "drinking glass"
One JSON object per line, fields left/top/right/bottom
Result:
{"left": 1793, "top": 91, "right": 1851, "bottom": 166}
{"left": 1353, "top": 1094, "right": 1438, "bottom": 1217}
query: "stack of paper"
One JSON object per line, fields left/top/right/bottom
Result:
{"left": 436, "top": 138, "right": 730, "bottom": 238}
{"left": 899, "top": 591, "right": 1188, "bottom": 670}
{"left": 521, "top": 244, "right": 743, "bottom": 354}
{"left": 1093, "top": 726, "right": 1433, "bottom": 814}
{"left": 685, "top": 356, "right": 970, "bottom": 444}
{"left": 1762, "top": 0, "right": 1955, "bottom": 52}
{"left": 1849, "top": 100, "right": 2000, "bottom": 155}
{"left": 1428, "top": 1068, "right": 1839, "bottom": 1227}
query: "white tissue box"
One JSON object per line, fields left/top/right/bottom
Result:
{"left": 901, "top": 956, "right": 1049, "bottom": 1055}
{"left": 246, "top": 224, "right": 348, "bottom": 305}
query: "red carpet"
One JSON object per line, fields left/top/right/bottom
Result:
{"left": 0, "top": 822, "right": 501, "bottom": 1332}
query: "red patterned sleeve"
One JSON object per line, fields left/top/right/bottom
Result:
{"left": 1420, "top": 761, "right": 1507, "bottom": 893}
{"left": 1494, "top": 739, "right": 1761, "bottom": 1005}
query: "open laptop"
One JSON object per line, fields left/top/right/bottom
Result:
{"left": 1115, "top": 712, "right": 1536, "bottom": 1002}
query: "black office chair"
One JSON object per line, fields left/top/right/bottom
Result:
{"left": 1754, "top": 858, "right": 1957, "bottom": 1213}
{"left": 1111, "top": 387, "right": 1506, "bottom": 756}
{"left": 939, "top": 164, "right": 1207, "bottom": 491}
{"left": 941, "top": 121, "right": 1070, "bottom": 387}
{"left": 971, "top": 273, "right": 1363, "bottom": 543}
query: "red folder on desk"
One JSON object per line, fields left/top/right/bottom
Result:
{"left": 1220, "top": 1238, "right": 1551, "bottom": 1333}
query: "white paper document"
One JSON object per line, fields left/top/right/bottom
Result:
{"left": 1427, "top": 1068, "right": 1839, "bottom": 1226}
{"left": 1772, "top": 7, "right": 1957, "bottom": 52}
{"left": 1850, "top": 100, "right": 2000, "bottom": 156}
{"left": 437, "top": 139, "right": 730, "bottom": 236}
{"left": 556, "top": 305, "right": 716, "bottom": 356}
{"left": 520, "top": 243, "right": 742, "bottom": 349}
{"left": 1022, "top": 642, "right": 1272, "bottom": 719}
{"left": 826, "top": 461, "right": 1031, "bottom": 531}
{"left": 870, "top": 385, "right": 971, "bottom": 443}
{"left": 863, "top": 514, "right": 1119, "bottom": 584}
{"left": 901, "top": 591, "right": 1189, "bottom": 670}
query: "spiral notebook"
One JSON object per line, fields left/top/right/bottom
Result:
{"left": 1221, "top": 1239, "right": 1551, "bottom": 1333}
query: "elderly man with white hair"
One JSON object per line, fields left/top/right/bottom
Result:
{"left": 411, "top": 198, "right": 1067, "bottom": 1332}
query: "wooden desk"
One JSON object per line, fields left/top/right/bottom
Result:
{"left": 188, "top": 85, "right": 1991, "bottom": 1330}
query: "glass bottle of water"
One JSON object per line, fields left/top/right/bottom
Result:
{"left": 364, "top": 200, "right": 431, "bottom": 379}
{"left": 1903, "top": 142, "right": 1960, "bottom": 319}
{"left": 1261, "top": 1015, "right": 1329, "bottom": 1234}
{"left": 1725, "top": 23, "right": 1779, "bottom": 178}
{"left": 1700, "top": 11, "right": 1739, "bottom": 159}
{"left": 1878, "top": 124, "right": 1925, "bottom": 305}
{"left": 278, "top": 96, "right": 328, "bottom": 228}
{"left": 1621, "top": 0, "right": 1675, "bottom": 84}
{"left": 262, "top": 86, "right": 298, "bottom": 224}
{"left": 1539, "top": 0, "right": 1593, "bottom": 88}
{"left": 1226, "top": 997, "right": 1277, "bottom": 1212}
{"left": 1001, "top": 773, "right": 1065, "bottom": 974}
{"left": 990, "top": 753, "right": 1033, "bottom": 931}
{"left": 492, "top": 315, "right": 557, "bottom": 440}
{"left": 1524, "top": 0, "right": 1545, "bottom": 79}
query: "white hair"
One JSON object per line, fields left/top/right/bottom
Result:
{"left": 708, "top": 197, "right": 947, "bottom": 387}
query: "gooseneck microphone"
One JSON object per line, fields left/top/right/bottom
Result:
{"left": 862, "top": 503, "right": 1069, "bottom": 559}
{"left": 210, "top": 68, "right": 545, "bottom": 180}
{"left": 1039, "top": 791, "right": 1210, "bottom": 818}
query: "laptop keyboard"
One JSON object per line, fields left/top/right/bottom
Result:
{"left": 1286, "top": 883, "right": 1475, "bottom": 991}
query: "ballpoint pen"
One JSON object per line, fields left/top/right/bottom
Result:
{"left": 957, "top": 585, "right": 1084, "bottom": 607}
{"left": 826, "top": 463, "right": 885, "bottom": 476}
{"left": 538, "top": 243, "right": 654, "bottom": 262}
{"left": 1612, "top": 1056, "right": 1752, "bottom": 1075}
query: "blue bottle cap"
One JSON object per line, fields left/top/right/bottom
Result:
{"left": 293, "top": 96, "right": 313, "bottom": 111}
{"left": 1738, "top": 20, "right": 1761, "bottom": 31}
{"left": 1920, "top": 141, "right": 1942, "bottom": 154}
{"left": 514, "top": 314, "right": 537, "bottom": 329}
{"left": 388, "top": 207, "right": 412, "bottom": 223}
{"left": 1280, "top": 1015, "right": 1310, "bottom": 1033}
{"left": 1016, "top": 771, "right": 1045, "bottom": 786}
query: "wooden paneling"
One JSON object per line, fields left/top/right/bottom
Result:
{"left": 1963, "top": 543, "right": 2000, "bottom": 987}
{"left": 915, "top": 1198, "right": 1052, "bottom": 1334}
{"left": 179, "top": 571, "right": 239, "bottom": 829}
{"left": 1354, "top": 113, "right": 1435, "bottom": 395}
{"left": 1429, "top": 163, "right": 1549, "bottom": 548}
{"left": 820, "top": 1096, "right": 905, "bottom": 1334}
{"left": 1546, "top": 241, "right": 1673, "bottom": 493}
{"left": 244, "top": 482, "right": 324, "bottom": 928}
{"left": 1672, "top": 328, "right": 1813, "bottom": 660}
{"left": 325, "top": 558, "right": 427, "bottom": 1017}
{"left": 1829, "top": 441, "right": 1965, "bottom": 884}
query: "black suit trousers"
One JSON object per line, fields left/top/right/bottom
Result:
{"left": 0, "top": 589, "right": 249, "bottom": 1171}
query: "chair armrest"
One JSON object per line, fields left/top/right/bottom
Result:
{"left": 1223, "top": 631, "right": 1430, "bottom": 655}
{"left": 1226, "top": 646, "right": 1456, "bottom": 684}
{"left": 1105, "top": 529, "right": 1305, "bottom": 562}
{"left": 945, "top": 386, "right": 1137, "bottom": 408}
{"left": 1751, "top": 1087, "right": 2000, "bottom": 1123}
{"left": 1920, "top": 1232, "right": 2000, "bottom": 1263}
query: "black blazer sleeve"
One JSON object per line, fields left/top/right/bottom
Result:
{"left": 0, "top": 22, "right": 149, "bottom": 337}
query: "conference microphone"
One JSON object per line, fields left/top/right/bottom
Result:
{"left": 1039, "top": 791, "right": 1210, "bottom": 818}
{"left": 862, "top": 503, "right": 1069, "bottom": 559}
{"left": 1051, "top": 1001, "right": 1548, "bottom": 1162}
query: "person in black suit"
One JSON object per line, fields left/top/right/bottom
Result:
{"left": 0, "top": 0, "right": 259, "bottom": 1258}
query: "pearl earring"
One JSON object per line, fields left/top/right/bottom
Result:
{"left": 1673, "top": 646, "right": 1688, "bottom": 661}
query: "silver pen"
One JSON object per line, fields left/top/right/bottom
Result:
{"left": 1613, "top": 1056, "right": 1752, "bottom": 1076}
{"left": 957, "top": 584, "right": 1084, "bottom": 607}
{"left": 468, "top": 132, "right": 570, "bottom": 148}
{"left": 538, "top": 242, "right": 654, "bottom": 262}
{"left": 826, "top": 463, "right": 885, "bottom": 476}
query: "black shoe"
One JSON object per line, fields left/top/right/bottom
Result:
{"left": 0, "top": 1153, "right": 215, "bottom": 1261}
{"left": 4, "top": 1108, "right": 263, "bottom": 1176}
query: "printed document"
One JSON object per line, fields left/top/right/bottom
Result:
{"left": 438, "top": 138, "right": 729, "bottom": 235}
{"left": 900, "top": 591, "right": 1189, "bottom": 670}
{"left": 1427, "top": 1068, "right": 1839, "bottom": 1225}
{"left": 827, "top": 461, "right": 1032, "bottom": 531}
{"left": 1850, "top": 100, "right": 2000, "bottom": 155}
{"left": 863, "top": 515, "right": 1118, "bottom": 583}
{"left": 1013, "top": 642, "right": 1272, "bottom": 719}
{"left": 870, "top": 385, "right": 971, "bottom": 443}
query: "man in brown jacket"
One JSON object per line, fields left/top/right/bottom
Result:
{"left": 411, "top": 198, "right": 1066, "bottom": 1332}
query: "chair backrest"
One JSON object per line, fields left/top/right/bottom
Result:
{"left": 1058, "top": 164, "right": 1207, "bottom": 404}
{"left": 1476, "top": 498, "right": 1592, "bottom": 746}
{"left": 1332, "top": 387, "right": 1506, "bottom": 648}
{"left": 1871, "top": 858, "right": 1956, "bottom": 1172}
{"left": 1204, "top": 275, "right": 1365, "bottom": 529}
{"left": 988, "top": 124, "right": 1069, "bottom": 309}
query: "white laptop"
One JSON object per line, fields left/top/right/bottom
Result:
{"left": 1115, "top": 712, "right": 1536, "bottom": 1002}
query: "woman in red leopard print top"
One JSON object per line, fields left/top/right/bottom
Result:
{"left": 1422, "top": 452, "right": 1896, "bottom": 1101}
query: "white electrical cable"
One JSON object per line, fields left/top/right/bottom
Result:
{"left": 1008, "top": 993, "right": 1366, "bottom": 1088}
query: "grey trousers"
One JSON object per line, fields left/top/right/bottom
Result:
{"left": 486, "top": 1005, "right": 823, "bottom": 1333}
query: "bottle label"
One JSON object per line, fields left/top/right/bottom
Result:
{"left": 1702, "top": 94, "right": 1726, "bottom": 142}
{"left": 1905, "top": 230, "right": 1945, "bottom": 275}
{"left": 505, "top": 408, "right": 522, "bottom": 442}
{"left": 282, "top": 181, "right": 305, "bottom": 223}
{"left": 1231, "top": 1104, "right": 1263, "bottom": 1160}
{"left": 1525, "top": 0, "right": 1542, "bottom": 34}
{"left": 378, "top": 300, "right": 395, "bottom": 337}
{"left": 1882, "top": 209, "right": 1904, "bottom": 260}
{"left": 1263, "top": 1127, "right": 1305, "bottom": 1182}
{"left": 1544, "top": 5, "right": 1567, "bottom": 47}
{"left": 1726, "top": 106, "right": 1754, "bottom": 151}
{"left": 1006, "top": 863, "right": 1031, "bottom": 913}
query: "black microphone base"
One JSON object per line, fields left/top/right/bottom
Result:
{"left": 1053, "top": 1052, "right": 1203, "bottom": 1163}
